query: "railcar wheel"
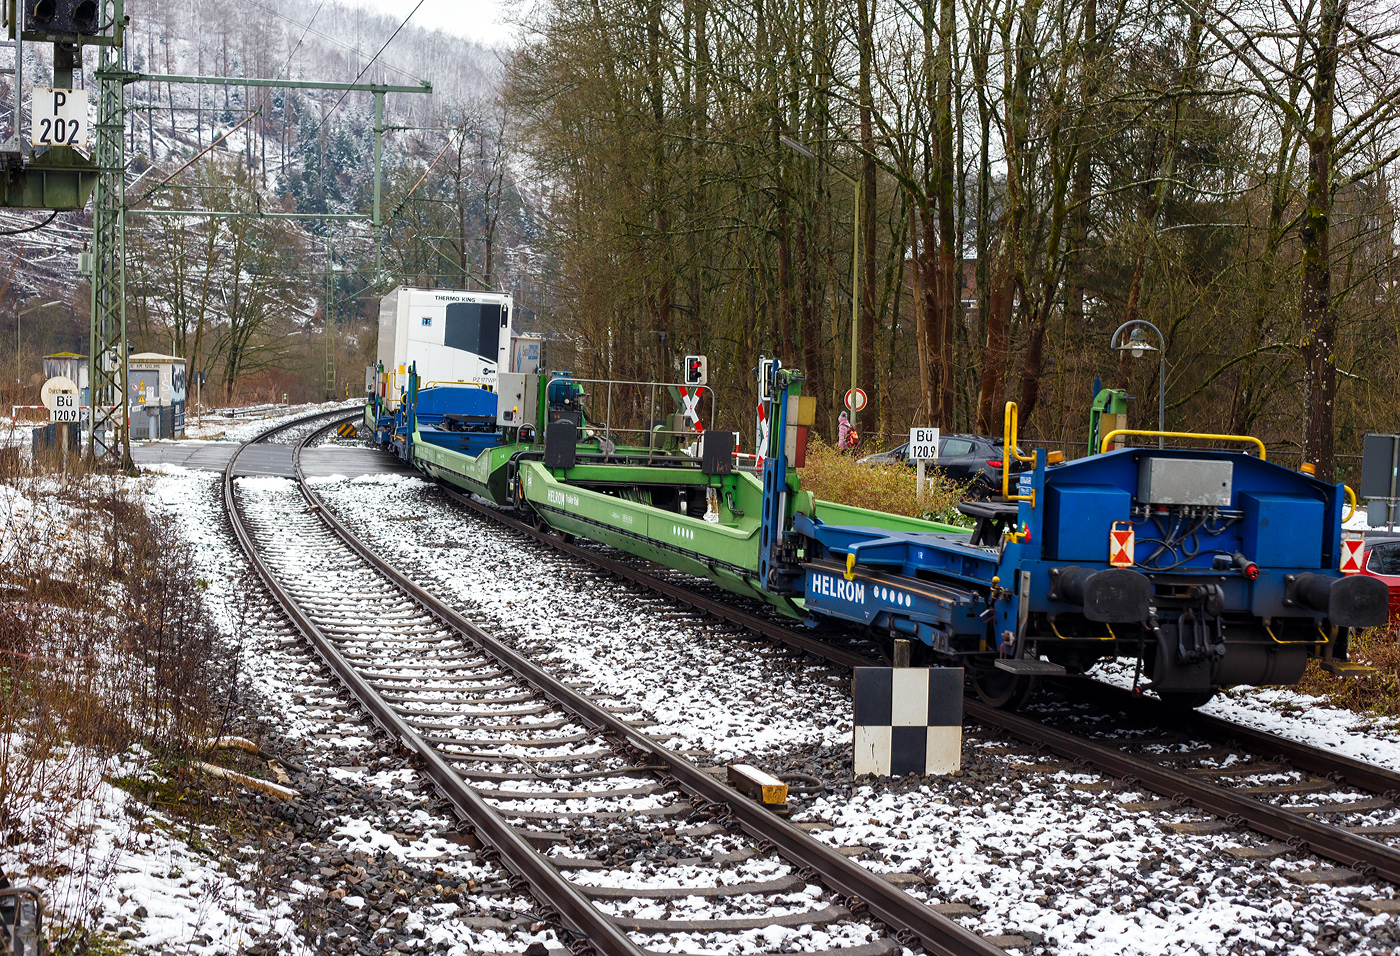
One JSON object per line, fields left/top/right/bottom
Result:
{"left": 972, "top": 668, "right": 1037, "bottom": 709}
{"left": 1157, "top": 689, "right": 1217, "bottom": 710}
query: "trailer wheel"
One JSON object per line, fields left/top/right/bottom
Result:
{"left": 972, "top": 668, "right": 1037, "bottom": 709}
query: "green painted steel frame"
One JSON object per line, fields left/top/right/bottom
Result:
{"left": 87, "top": 0, "right": 130, "bottom": 467}
{"left": 517, "top": 459, "right": 783, "bottom": 610}
{"left": 0, "top": 146, "right": 98, "bottom": 209}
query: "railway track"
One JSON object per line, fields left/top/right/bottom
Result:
{"left": 434, "top": 466, "right": 1400, "bottom": 902}
{"left": 225, "top": 412, "right": 1006, "bottom": 956}
{"left": 260, "top": 409, "right": 357, "bottom": 444}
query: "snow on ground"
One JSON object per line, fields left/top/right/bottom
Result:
{"left": 0, "top": 468, "right": 323, "bottom": 952}
{"left": 1202, "top": 687, "right": 1400, "bottom": 770}
{"left": 4, "top": 436, "right": 549, "bottom": 954}
{"left": 1090, "top": 659, "right": 1400, "bottom": 774}
{"left": 802, "top": 766, "right": 1399, "bottom": 955}
{"left": 141, "top": 466, "right": 352, "bottom": 744}
{"left": 14, "top": 432, "right": 1395, "bottom": 953}
{"left": 134, "top": 464, "right": 564, "bottom": 955}
{"left": 11, "top": 746, "right": 315, "bottom": 954}
{"left": 183, "top": 400, "right": 361, "bottom": 442}
{"left": 316, "top": 472, "right": 854, "bottom": 761}
{"left": 1, "top": 400, "right": 355, "bottom": 452}
{"left": 306, "top": 472, "right": 1400, "bottom": 954}
{"left": 1345, "top": 510, "right": 1399, "bottom": 534}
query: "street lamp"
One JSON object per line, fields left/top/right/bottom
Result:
{"left": 780, "top": 134, "right": 861, "bottom": 430}
{"left": 1110, "top": 320, "right": 1166, "bottom": 448}
{"left": 16, "top": 300, "right": 62, "bottom": 387}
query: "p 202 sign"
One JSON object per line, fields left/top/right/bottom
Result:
{"left": 31, "top": 88, "right": 89, "bottom": 148}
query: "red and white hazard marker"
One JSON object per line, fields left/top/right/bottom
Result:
{"left": 1109, "top": 522, "right": 1135, "bottom": 568}
{"left": 1340, "top": 537, "right": 1364, "bottom": 575}
{"left": 755, "top": 401, "right": 769, "bottom": 469}
{"left": 679, "top": 386, "right": 705, "bottom": 432}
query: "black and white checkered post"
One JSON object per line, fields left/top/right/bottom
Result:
{"left": 852, "top": 667, "right": 963, "bottom": 776}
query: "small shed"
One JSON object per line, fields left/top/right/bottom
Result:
{"left": 128, "top": 353, "right": 187, "bottom": 439}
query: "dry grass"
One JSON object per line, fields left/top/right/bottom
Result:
{"left": 799, "top": 436, "right": 968, "bottom": 524}
{"left": 0, "top": 435, "right": 232, "bottom": 928}
{"left": 1296, "top": 625, "right": 1400, "bottom": 716}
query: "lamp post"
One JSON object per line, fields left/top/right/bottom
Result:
{"left": 1110, "top": 319, "right": 1166, "bottom": 448}
{"left": 16, "top": 300, "right": 63, "bottom": 388}
{"left": 780, "top": 135, "right": 861, "bottom": 430}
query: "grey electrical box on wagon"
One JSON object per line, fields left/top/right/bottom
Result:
{"left": 496, "top": 372, "right": 539, "bottom": 428}
{"left": 1136, "top": 458, "right": 1233, "bottom": 507}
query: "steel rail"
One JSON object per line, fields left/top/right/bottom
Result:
{"left": 297, "top": 425, "right": 1004, "bottom": 956}
{"left": 223, "top": 415, "right": 648, "bottom": 956}
{"left": 238, "top": 405, "right": 360, "bottom": 441}
{"left": 440, "top": 487, "right": 873, "bottom": 671}
{"left": 964, "top": 699, "right": 1400, "bottom": 883}
{"left": 1062, "top": 679, "right": 1400, "bottom": 798}
{"left": 429, "top": 466, "right": 1400, "bottom": 887}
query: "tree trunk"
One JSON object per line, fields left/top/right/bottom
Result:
{"left": 971, "top": 19, "right": 992, "bottom": 435}
{"left": 1064, "top": 0, "right": 1098, "bottom": 386}
{"left": 911, "top": 203, "right": 932, "bottom": 423}
{"left": 934, "top": 0, "right": 957, "bottom": 428}
{"left": 775, "top": 125, "right": 794, "bottom": 358}
{"left": 976, "top": 5, "right": 1027, "bottom": 435}
{"left": 1229, "top": 121, "right": 1298, "bottom": 434}
{"left": 976, "top": 229, "right": 1015, "bottom": 434}
{"left": 646, "top": 0, "right": 673, "bottom": 374}
{"left": 1301, "top": 0, "right": 1345, "bottom": 477}
{"left": 918, "top": 211, "right": 946, "bottom": 424}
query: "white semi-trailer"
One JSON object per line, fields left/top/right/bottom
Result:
{"left": 375, "top": 286, "right": 513, "bottom": 409}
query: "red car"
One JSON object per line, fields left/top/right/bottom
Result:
{"left": 1361, "top": 537, "right": 1400, "bottom": 630}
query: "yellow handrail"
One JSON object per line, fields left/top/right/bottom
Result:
{"left": 1263, "top": 621, "right": 1330, "bottom": 646}
{"left": 1002, "top": 402, "right": 1036, "bottom": 505}
{"left": 1343, "top": 484, "right": 1357, "bottom": 522}
{"left": 1099, "top": 429, "right": 1266, "bottom": 459}
{"left": 1049, "top": 619, "right": 1118, "bottom": 642}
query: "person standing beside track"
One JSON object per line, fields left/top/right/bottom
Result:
{"left": 838, "top": 410, "right": 860, "bottom": 453}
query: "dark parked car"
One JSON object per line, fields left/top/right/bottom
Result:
{"left": 859, "top": 433, "right": 1032, "bottom": 498}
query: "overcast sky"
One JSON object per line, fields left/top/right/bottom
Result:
{"left": 352, "top": 0, "right": 521, "bottom": 48}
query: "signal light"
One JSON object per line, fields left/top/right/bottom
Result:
{"left": 987, "top": 460, "right": 1002, "bottom": 468}
{"left": 24, "top": 0, "right": 101, "bottom": 36}
{"left": 684, "top": 354, "right": 708, "bottom": 387}
{"left": 73, "top": 0, "right": 97, "bottom": 30}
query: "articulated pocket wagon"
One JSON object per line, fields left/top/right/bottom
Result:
{"left": 364, "top": 293, "right": 1387, "bottom": 708}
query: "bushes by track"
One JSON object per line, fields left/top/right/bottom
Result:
{"left": 0, "top": 445, "right": 233, "bottom": 923}
{"left": 1296, "top": 626, "right": 1400, "bottom": 717}
{"left": 798, "top": 436, "right": 968, "bottom": 524}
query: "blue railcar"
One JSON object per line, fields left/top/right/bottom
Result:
{"left": 775, "top": 367, "right": 1386, "bottom": 707}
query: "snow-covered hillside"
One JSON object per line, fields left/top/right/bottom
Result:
{"left": 1, "top": 0, "right": 527, "bottom": 402}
